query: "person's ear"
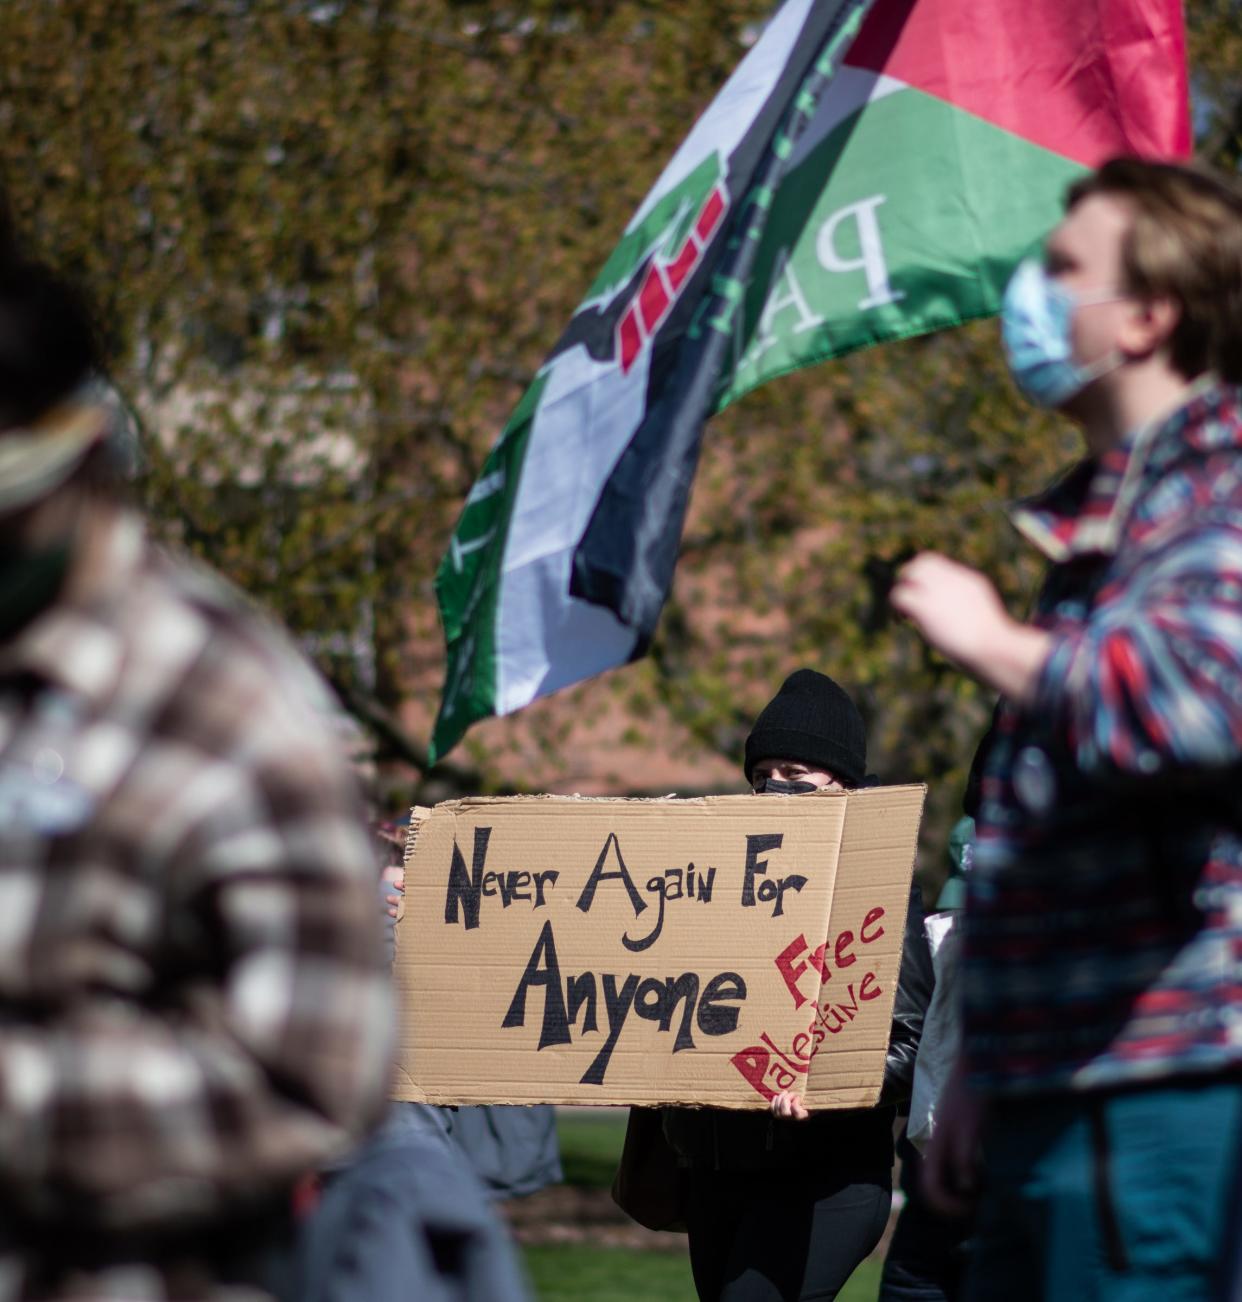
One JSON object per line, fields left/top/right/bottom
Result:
{"left": 1118, "top": 294, "right": 1180, "bottom": 361}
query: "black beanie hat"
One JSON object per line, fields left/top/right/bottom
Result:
{"left": 744, "top": 669, "right": 867, "bottom": 786}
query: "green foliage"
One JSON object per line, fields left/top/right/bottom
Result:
{"left": 0, "top": 0, "right": 776, "bottom": 783}
{"left": 1187, "top": 0, "right": 1242, "bottom": 168}
{"left": 1, "top": 2, "right": 1238, "bottom": 855}
{"left": 648, "top": 321, "right": 1081, "bottom": 849}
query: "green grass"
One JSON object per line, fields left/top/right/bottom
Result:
{"left": 524, "top": 1244, "right": 694, "bottom": 1302}
{"left": 523, "top": 1244, "right": 883, "bottom": 1301}
{"left": 555, "top": 1109, "right": 629, "bottom": 1188}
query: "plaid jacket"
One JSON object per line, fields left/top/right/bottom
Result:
{"left": 965, "top": 378, "right": 1242, "bottom": 1096}
{"left": 0, "top": 511, "right": 392, "bottom": 1299}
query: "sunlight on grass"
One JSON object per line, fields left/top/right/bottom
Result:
{"left": 524, "top": 1244, "right": 695, "bottom": 1302}
{"left": 523, "top": 1244, "right": 883, "bottom": 1302}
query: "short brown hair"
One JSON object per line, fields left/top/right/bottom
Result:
{"left": 1067, "top": 157, "right": 1242, "bottom": 383}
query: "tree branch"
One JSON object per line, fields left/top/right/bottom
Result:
{"left": 326, "top": 669, "right": 483, "bottom": 788}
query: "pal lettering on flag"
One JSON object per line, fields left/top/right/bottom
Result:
{"left": 431, "top": 0, "right": 1189, "bottom": 763}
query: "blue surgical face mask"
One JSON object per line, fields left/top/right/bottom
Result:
{"left": 1001, "top": 257, "right": 1124, "bottom": 408}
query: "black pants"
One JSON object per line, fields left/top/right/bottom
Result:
{"left": 878, "top": 1138, "right": 969, "bottom": 1302}
{"left": 685, "top": 1166, "right": 891, "bottom": 1302}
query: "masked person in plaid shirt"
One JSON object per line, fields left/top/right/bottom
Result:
{"left": 892, "top": 158, "right": 1242, "bottom": 1301}
{"left": 0, "top": 256, "right": 392, "bottom": 1297}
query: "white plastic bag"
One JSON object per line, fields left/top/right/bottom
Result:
{"left": 907, "top": 910, "right": 963, "bottom": 1152}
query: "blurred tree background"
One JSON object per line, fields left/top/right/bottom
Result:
{"left": 0, "top": 1, "right": 1237, "bottom": 867}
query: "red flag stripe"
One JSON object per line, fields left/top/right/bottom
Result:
{"left": 845, "top": 0, "right": 1190, "bottom": 167}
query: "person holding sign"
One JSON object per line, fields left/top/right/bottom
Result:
{"left": 663, "top": 669, "right": 934, "bottom": 1302}
{"left": 892, "top": 158, "right": 1242, "bottom": 1301}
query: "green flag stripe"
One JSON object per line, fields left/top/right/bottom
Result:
{"left": 430, "top": 371, "right": 550, "bottom": 762}
{"left": 716, "top": 85, "right": 1084, "bottom": 412}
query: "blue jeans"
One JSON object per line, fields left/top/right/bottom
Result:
{"left": 964, "top": 1077, "right": 1242, "bottom": 1302}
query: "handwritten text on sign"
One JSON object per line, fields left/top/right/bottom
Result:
{"left": 396, "top": 791, "right": 923, "bottom": 1108}
{"left": 732, "top": 910, "right": 888, "bottom": 1101}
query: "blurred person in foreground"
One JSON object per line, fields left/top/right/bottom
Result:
{"left": 662, "top": 669, "right": 934, "bottom": 1302}
{"left": 0, "top": 253, "right": 392, "bottom": 1298}
{"left": 891, "top": 157, "right": 1242, "bottom": 1300}
{"left": 276, "top": 823, "right": 531, "bottom": 1302}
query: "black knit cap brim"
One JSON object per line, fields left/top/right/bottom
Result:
{"left": 744, "top": 728, "right": 865, "bottom": 786}
{"left": 743, "top": 669, "right": 867, "bottom": 786}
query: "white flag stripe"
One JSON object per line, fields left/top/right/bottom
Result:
{"left": 449, "top": 528, "right": 498, "bottom": 574}
{"left": 494, "top": 345, "right": 645, "bottom": 713}
{"left": 466, "top": 469, "right": 506, "bottom": 504}
{"left": 628, "top": 0, "right": 816, "bottom": 231}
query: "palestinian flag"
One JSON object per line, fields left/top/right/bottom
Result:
{"left": 431, "top": 0, "right": 1189, "bottom": 763}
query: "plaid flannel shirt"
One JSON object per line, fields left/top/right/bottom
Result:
{"left": 964, "top": 378, "right": 1242, "bottom": 1096}
{"left": 0, "top": 511, "right": 392, "bottom": 1300}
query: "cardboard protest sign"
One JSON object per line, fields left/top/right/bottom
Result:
{"left": 392, "top": 786, "right": 925, "bottom": 1109}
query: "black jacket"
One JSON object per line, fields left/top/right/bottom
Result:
{"left": 880, "top": 883, "right": 935, "bottom": 1104}
{"left": 662, "top": 884, "right": 934, "bottom": 1173}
